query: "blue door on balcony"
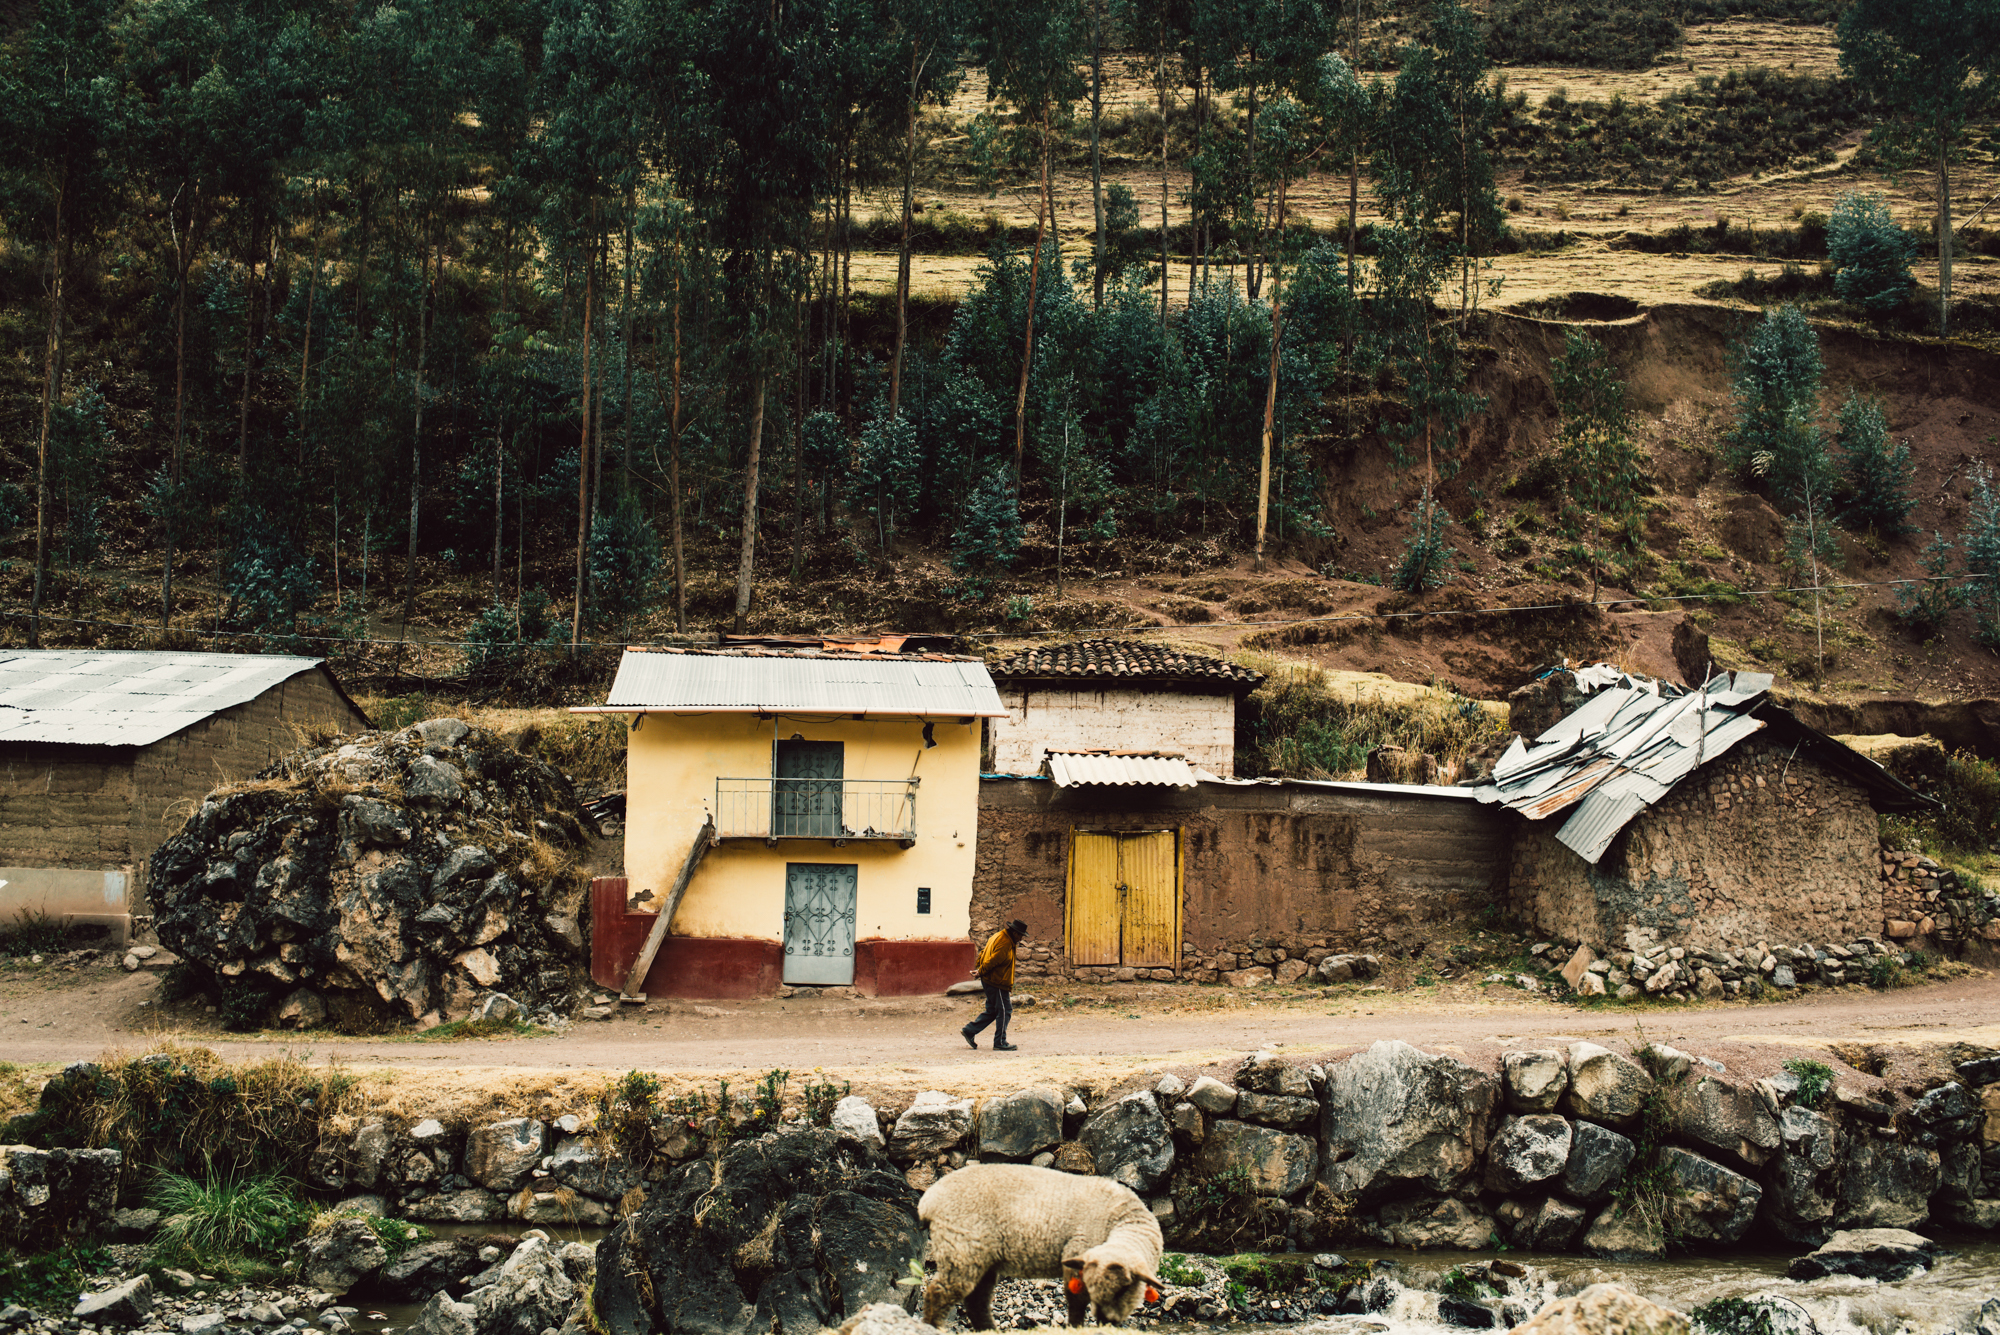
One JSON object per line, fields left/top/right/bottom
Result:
{"left": 783, "top": 862, "right": 857, "bottom": 984}
{"left": 774, "top": 740, "right": 843, "bottom": 837}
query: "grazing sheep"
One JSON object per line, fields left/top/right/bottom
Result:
{"left": 917, "top": 1163, "right": 1163, "bottom": 1330}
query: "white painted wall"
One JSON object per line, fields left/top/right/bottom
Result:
{"left": 987, "top": 686, "right": 1239, "bottom": 776}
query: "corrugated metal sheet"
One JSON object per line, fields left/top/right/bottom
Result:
{"left": 602, "top": 650, "right": 1007, "bottom": 717}
{"left": 1047, "top": 752, "right": 1199, "bottom": 788}
{"left": 0, "top": 650, "right": 327, "bottom": 747}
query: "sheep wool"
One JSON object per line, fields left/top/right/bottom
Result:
{"left": 918, "top": 1163, "right": 1163, "bottom": 1330}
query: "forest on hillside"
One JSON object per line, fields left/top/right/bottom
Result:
{"left": 2, "top": 0, "right": 1990, "bottom": 667}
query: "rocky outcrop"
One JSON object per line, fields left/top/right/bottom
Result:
{"left": 467, "top": 1235, "right": 576, "bottom": 1335}
{"left": 593, "top": 1128, "right": 922, "bottom": 1335}
{"left": 0, "top": 1142, "right": 122, "bottom": 1247}
{"left": 1320, "top": 1041, "right": 1497, "bottom": 1204}
{"left": 150, "top": 721, "right": 593, "bottom": 1028}
{"left": 301, "top": 1215, "right": 389, "bottom": 1294}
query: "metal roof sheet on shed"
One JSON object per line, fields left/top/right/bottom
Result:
{"left": 1046, "top": 751, "right": 1198, "bottom": 788}
{"left": 0, "top": 650, "right": 337, "bottom": 747}
{"left": 598, "top": 648, "right": 1008, "bottom": 717}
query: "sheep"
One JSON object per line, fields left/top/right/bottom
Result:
{"left": 917, "top": 1163, "right": 1163, "bottom": 1330}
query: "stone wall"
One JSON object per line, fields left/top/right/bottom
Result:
{"left": 986, "top": 686, "right": 1239, "bottom": 776}
{"left": 973, "top": 778, "right": 1511, "bottom": 982}
{"left": 1505, "top": 741, "right": 1881, "bottom": 956}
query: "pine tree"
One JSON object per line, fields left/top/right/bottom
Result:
{"left": 951, "top": 468, "right": 1025, "bottom": 598}
{"left": 1728, "top": 304, "right": 1823, "bottom": 500}
{"left": 1834, "top": 392, "right": 1916, "bottom": 535}
{"left": 1827, "top": 192, "right": 1917, "bottom": 313}
{"left": 1551, "top": 330, "right": 1645, "bottom": 602}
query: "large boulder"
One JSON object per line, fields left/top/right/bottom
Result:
{"left": 1185, "top": 1078, "right": 1238, "bottom": 1116}
{"left": 1079, "top": 1092, "right": 1174, "bottom": 1193}
{"left": 977, "top": 1088, "right": 1063, "bottom": 1161}
{"left": 1509, "top": 1196, "right": 1588, "bottom": 1251}
{"left": 1504, "top": 1283, "right": 1688, "bottom": 1335}
{"left": 72, "top": 1276, "right": 153, "bottom": 1327}
{"left": 1786, "top": 1228, "right": 1940, "bottom": 1282}
{"left": 548, "top": 1140, "right": 642, "bottom": 1202}
{"left": 1760, "top": 1106, "right": 1839, "bottom": 1245}
{"left": 1485, "top": 1116, "right": 1572, "bottom": 1194}
{"left": 890, "top": 1092, "right": 973, "bottom": 1159}
{"left": 593, "top": 1127, "right": 923, "bottom": 1335}
{"left": 1579, "top": 1204, "right": 1665, "bottom": 1260}
{"left": 831, "top": 1097, "right": 884, "bottom": 1152}
{"left": 150, "top": 722, "right": 594, "bottom": 1027}
{"left": 465, "top": 1119, "right": 547, "bottom": 1193}
{"left": 1193, "top": 1121, "right": 1317, "bottom": 1198}
{"left": 0, "top": 1143, "right": 122, "bottom": 1247}
{"left": 1503, "top": 1051, "right": 1568, "bottom": 1113}
{"left": 1660, "top": 1148, "right": 1761, "bottom": 1244}
{"left": 1235, "top": 1093, "right": 1317, "bottom": 1130}
{"left": 1372, "top": 1197, "right": 1494, "bottom": 1250}
{"left": 1665, "top": 1076, "right": 1778, "bottom": 1169}
{"left": 301, "top": 1215, "right": 390, "bottom": 1294}
{"left": 467, "top": 1235, "right": 576, "bottom": 1335}
{"left": 1320, "top": 1041, "right": 1497, "bottom": 1205}
{"left": 1560, "top": 1044, "right": 1653, "bottom": 1129}
{"left": 1834, "top": 1137, "right": 1941, "bottom": 1230}
{"left": 1561, "top": 1123, "right": 1635, "bottom": 1204}
{"left": 1236, "top": 1052, "right": 1314, "bottom": 1099}
{"left": 377, "top": 1239, "right": 491, "bottom": 1302}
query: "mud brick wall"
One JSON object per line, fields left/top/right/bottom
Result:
{"left": 1505, "top": 741, "right": 1881, "bottom": 954}
{"left": 973, "top": 778, "right": 1512, "bottom": 982}
{"left": 0, "top": 669, "right": 366, "bottom": 911}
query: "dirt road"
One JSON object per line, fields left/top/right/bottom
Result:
{"left": 6, "top": 965, "right": 1997, "bottom": 1098}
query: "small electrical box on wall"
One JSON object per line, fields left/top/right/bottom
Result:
{"left": 916, "top": 887, "right": 931, "bottom": 914}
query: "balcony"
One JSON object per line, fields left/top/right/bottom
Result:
{"left": 714, "top": 777, "right": 919, "bottom": 846}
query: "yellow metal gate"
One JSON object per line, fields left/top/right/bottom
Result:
{"left": 1066, "top": 830, "right": 1181, "bottom": 969}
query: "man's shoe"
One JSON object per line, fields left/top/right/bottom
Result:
{"left": 961, "top": 1026, "right": 978, "bottom": 1049}
{"left": 994, "top": 1041, "right": 1018, "bottom": 1051}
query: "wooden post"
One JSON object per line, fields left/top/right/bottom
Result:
{"left": 621, "top": 816, "right": 717, "bottom": 999}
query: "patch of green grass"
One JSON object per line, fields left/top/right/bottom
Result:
{"left": 1218, "top": 1253, "right": 1310, "bottom": 1294}
{"left": 406, "top": 1015, "right": 545, "bottom": 1042}
{"left": 1782, "top": 1058, "right": 1833, "bottom": 1110}
{"left": 1439, "top": 1266, "right": 1499, "bottom": 1300}
{"left": 148, "top": 1171, "right": 315, "bottom": 1269}
{"left": 0, "top": 1243, "right": 114, "bottom": 1313}
{"left": 0, "top": 909, "right": 86, "bottom": 959}
{"left": 1157, "top": 1254, "right": 1206, "bottom": 1287}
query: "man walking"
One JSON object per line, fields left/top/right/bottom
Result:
{"left": 963, "top": 919, "right": 1026, "bottom": 1051}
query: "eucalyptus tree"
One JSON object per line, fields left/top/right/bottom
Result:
{"left": 884, "top": 0, "right": 970, "bottom": 418}
{"left": 0, "top": 0, "right": 125, "bottom": 645}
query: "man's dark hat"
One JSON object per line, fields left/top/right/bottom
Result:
{"left": 1008, "top": 919, "right": 1027, "bottom": 934}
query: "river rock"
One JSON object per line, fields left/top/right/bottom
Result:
{"left": 465, "top": 1119, "right": 546, "bottom": 1192}
{"left": 301, "top": 1216, "right": 389, "bottom": 1294}
{"left": 1486, "top": 1115, "right": 1572, "bottom": 1194}
{"left": 1909, "top": 1082, "right": 1980, "bottom": 1145}
{"left": 1372, "top": 1197, "right": 1494, "bottom": 1250}
{"left": 1786, "top": 1228, "right": 1940, "bottom": 1282}
{"left": 1512, "top": 1196, "right": 1588, "bottom": 1251}
{"left": 1505, "top": 1283, "right": 1688, "bottom": 1335}
{"left": 891, "top": 1091, "right": 974, "bottom": 1158}
{"left": 1561, "top": 1123, "right": 1635, "bottom": 1204}
{"left": 1834, "top": 1137, "right": 1941, "bottom": 1229}
{"left": 378, "top": 1240, "right": 490, "bottom": 1302}
{"left": 548, "top": 1140, "right": 642, "bottom": 1201}
{"left": 831, "top": 1096, "right": 884, "bottom": 1151}
{"left": 1579, "top": 1204, "right": 1665, "bottom": 1260}
{"left": 407, "top": 1188, "right": 505, "bottom": 1222}
{"left": 72, "top": 1276, "right": 153, "bottom": 1326}
{"left": 1185, "top": 1077, "right": 1238, "bottom": 1116}
{"left": 1661, "top": 1148, "right": 1761, "bottom": 1243}
{"left": 1561, "top": 1044, "right": 1653, "bottom": 1129}
{"left": 467, "top": 1236, "right": 576, "bottom": 1335}
{"left": 1439, "top": 1295, "right": 1498, "bottom": 1329}
{"left": 1235, "top": 1092, "right": 1317, "bottom": 1130}
{"left": 593, "top": 1127, "right": 922, "bottom": 1335}
{"left": 1320, "top": 1040, "right": 1497, "bottom": 1205}
{"left": 1080, "top": 1091, "right": 1174, "bottom": 1193}
{"left": 1194, "top": 1121, "right": 1317, "bottom": 1197}
{"left": 409, "top": 1294, "right": 478, "bottom": 1335}
{"left": 1667, "top": 1075, "right": 1779, "bottom": 1170}
{"left": 1503, "top": 1051, "right": 1568, "bottom": 1113}
{"left": 1762, "top": 1106, "right": 1839, "bottom": 1244}
{"left": 978, "top": 1087, "right": 1063, "bottom": 1160}
{"left": 1237, "top": 1051, "right": 1314, "bottom": 1098}
{"left": 150, "top": 723, "right": 594, "bottom": 1027}
{"left": 0, "top": 1143, "right": 122, "bottom": 1246}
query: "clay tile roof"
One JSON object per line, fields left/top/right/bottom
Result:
{"left": 988, "top": 639, "right": 1264, "bottom": 694}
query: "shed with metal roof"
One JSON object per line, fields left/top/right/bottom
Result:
{"left": 0, "top": 651, "right": 370, "bottom": 944}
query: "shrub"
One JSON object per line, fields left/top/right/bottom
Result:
{"left": 1391, "top": 490, "right": 1458, "bottom": 593}
{"left": 1835, "top": 393, "right": 1915, "bottom": 535}
{"left": 1896, "top": 533, "right": 1967, "bottom": 635}
{"left": 1782, "top": 1058, "right": 1833, "bottom": 1109}
{"left": 1965, "top": 464, "right": 2000, "bottom": 647}
{"left": 951, "top": 469, "right": 1023, "bottom": 597}
{"left": 148, "top": 1171, "right": 315, "bottom": 1267}
{"left": 1828, "top": 192, "right": 1916, "bottom": 313}
{"left": 587, "top": 495, "right": 664, "bottom": 634}
{"left": 1727, "top": 305, "right": 1822, "bottom": 500}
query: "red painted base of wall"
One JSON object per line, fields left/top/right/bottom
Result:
{"left": 590, "top": 878, "right": 973, "bottom": 999}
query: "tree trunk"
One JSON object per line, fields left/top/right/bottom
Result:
{"left": 402, "top": 239, "right": 433, "bottom": 633}
{"left": 1090, "top": 0, "right": 1106, "bottom": 308}
{"left": 890, "top": 46, "right": 920, "bottom": 418}
{"left": 572, "top": 224, "right": 597, "bottom": 646}
{"left": 733, "top": 364, "right": 767, "bottom": 634}
{"left": 1254, "top": 175, "right": 1287, "bottom": 573}
{"left": 237, "top": 206, "right": 257, "bottom": 473}
{"left": 161, "top": 227, "right": 193, "bottom": 628}
{"left": 621, "top": 190, "right": 636, "bottom": 488}
{"left": 1159, "top": 9, "right": 1171, "bottom": 327}
{"left": 30, "top": 179, "right": 68, "bottom": 649}
{"left": 298, "top": 217, "right": 321, "bottom": 463}
{"left": 1013, "top": 112, "right": 1053, "bottom": 484}
{"left": 670, "top": 240, "right": 687, "bottom": 634}
{"left": 1940, "top": 143, "right": 1954, "bottom": 336}
{"left": 493, "top": 413, "right": 505, "bottom": 605}
{"left": 1244, "top": 76, "right": 1260, "bottom": 301}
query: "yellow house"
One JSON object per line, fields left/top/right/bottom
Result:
{"left": 582, "top": 643, "right": 1007, "bottom": 998}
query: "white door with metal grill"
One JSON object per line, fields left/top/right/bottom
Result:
{"left": 783, "top": 862, "right": 857, "bottom": 984}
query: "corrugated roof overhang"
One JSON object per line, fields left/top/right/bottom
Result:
{"left": 1046, "top": 751, "right": 1198, "bottom": 788}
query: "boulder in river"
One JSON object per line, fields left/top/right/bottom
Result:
{"left": 150, "top": 721, "right": 594, "bottom": 1028}
{"left": 1786, "top": 1228, "right": 1940, "bottom": 1282}
{"left": 1503, "top": 1283, "right": 1687, "bottom": 1335}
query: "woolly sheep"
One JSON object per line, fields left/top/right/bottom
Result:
{"left": 917, "top": 1163, "right": 1163, "bottom": 1330}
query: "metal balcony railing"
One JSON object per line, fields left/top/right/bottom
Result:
{"left": 714, "top": 777, "right": 919, "bottom": 844}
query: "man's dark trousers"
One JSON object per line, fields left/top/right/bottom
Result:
{"left": 965, "top": 983, "right": 1011, "bottom": 1045}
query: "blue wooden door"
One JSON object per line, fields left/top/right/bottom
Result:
{"left": 783, "top": 863, "right": 857, "bottom": 984}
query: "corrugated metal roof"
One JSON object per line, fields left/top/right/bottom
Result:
{"left": 1047, "top": 752, "right": 1198, "bottom": 788}
{"left": 0, "top": 650, "right": 332, "bottom": 747}
{"left": 600, "top": 649, "right": 1008, "bottom": 717}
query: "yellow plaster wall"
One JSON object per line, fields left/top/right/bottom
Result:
{"left": 623, "top": 712, "right": 981, "bottom": 942}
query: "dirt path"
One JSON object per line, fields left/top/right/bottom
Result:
{"left": 6, "top": 965, "right": 1997, "bottom": 1101}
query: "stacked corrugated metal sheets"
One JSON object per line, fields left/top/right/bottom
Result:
{"left": 1045, "top": 751, "right": 1198, "bottom": 788}
{"left": 0, "top": 650, "right": 328, "bottom": 747}
{"left": 1474, "top": 668, "right": 1776, "bottom": 864}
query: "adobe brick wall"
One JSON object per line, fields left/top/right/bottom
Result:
{"left": 1504, "top": 740, "right": 1881, "bottom": 953}
{"left": 973, "top": 778, "right": 1512, "bottom": 982}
